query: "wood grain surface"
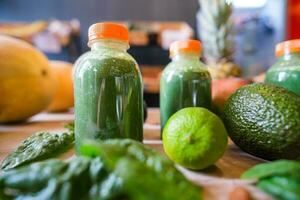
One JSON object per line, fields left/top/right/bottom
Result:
{"left": 0, "top": 108, "right": 273, "bottom": 200}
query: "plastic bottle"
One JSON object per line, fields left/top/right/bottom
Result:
{"left": 265, "top": 39, "right": 300, "bottom": 96}
{"left": 74, "top": 22, "right": 143, "bottom": 152}
{"left": 160, "top": 40, "right": 211, "bottom": 133}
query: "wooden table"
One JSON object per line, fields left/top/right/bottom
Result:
{"left": 0, "top": 108, "right": 272, "bottom": 200}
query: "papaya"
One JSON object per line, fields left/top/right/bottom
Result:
{"left": 212, "top": 78, "right": 251, "bottom": 114}
{"left": 46, "top": 60, "right": 74, "bottom": 112}
{"left": 0, "top": 35, "right": 55, "bottom": 123}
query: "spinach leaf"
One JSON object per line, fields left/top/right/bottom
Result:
{"left": 241, "top": 160, "right": 300, "bottom": 180}
{"left": 242, "top": 160, "right": 300, "bottom": 200}
{"left": 81, "top": 139, "right": 202, "bottom": 200}
{"left": 0, "top": 139, "right": 202, "bottom": 200}
{"left": 258, "top": 176, "right": 300, "bottom": 200}
{"left": 1, "top": 130, "right": 74, "bottom": 171}
{"left": 0, "top": 157, "right": 124, "bottom": 200}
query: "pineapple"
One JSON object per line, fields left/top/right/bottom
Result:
{"left": 198, "top": 0, "right": 241, "bottom": 79}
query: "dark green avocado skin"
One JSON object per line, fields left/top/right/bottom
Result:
{"left": 223, "top": 83, "right": 300, "bottom": 160}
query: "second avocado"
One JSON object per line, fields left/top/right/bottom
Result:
{"left": 224, "top": 83, "right": 300, "bottom": 160}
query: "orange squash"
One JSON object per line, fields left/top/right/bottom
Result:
{"left": 46, "top": 60, "right": 74, "bottom": 112}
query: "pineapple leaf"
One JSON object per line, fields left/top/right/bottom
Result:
{"left": 199, "top": 0, "right": 234, "bottom": 64}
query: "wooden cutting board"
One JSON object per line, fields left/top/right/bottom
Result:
{"left": 0, "top": 108, "right": 273, "bottom": 200}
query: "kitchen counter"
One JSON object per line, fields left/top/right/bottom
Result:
{"left": 0, "top": 108, "right": 272, "bottom": 200}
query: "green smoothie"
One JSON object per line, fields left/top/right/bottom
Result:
{"left": 265, "top": 53, "right": 300, "bottom": 96}
{"left": 74, "top": 23, "right": 143, "bottom": 152}
{"left": 160, "top": 41, "right": 211, "bottom": 132}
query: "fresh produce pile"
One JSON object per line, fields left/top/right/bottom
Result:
{"left": 1, "top": 7, "right": 300, "bottom": 199}
{"left": 159, "top": 81, "right": 300, "bottom": 199}
{"left": 0, "top": 130, "right": 201, "bottom": 200}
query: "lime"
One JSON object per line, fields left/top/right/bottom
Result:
{"left": 162, "top": 107, "right": 228, "bottom": 170}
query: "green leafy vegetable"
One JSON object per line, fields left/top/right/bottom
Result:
{"left": 258, "top": 176, "right": 300, "bottom": 200}
{"left": 241, "top": 160, "right": 300, "bottom": 180}
{"left": 64, "top": 122, "right": 74, "bottom": 133}
{"left": 0, "top": 139, "right": 202, "bottom": 200}
{"left": 0, "top": 157, "right": 105, "bottom": 200}
{"left": 81, "top": 139, "right": 202, "bottom": 200}
{"left": 1, "top": 129, "right": 74, "bottom": 171}
{"left": 242, "top": 160, "right": 300, "bottom": 200}
{"left": 80, "top": 138, "right": 172, "bottom": 172}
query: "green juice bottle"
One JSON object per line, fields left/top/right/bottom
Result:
{"left": 265, "top": 39, "right": 300, "bottom": 96}
{"left": 74, "top": 22, "right": 143, "bottom": 152}
{"left": 160, "top": 40, "right": 211, "bottom": 133}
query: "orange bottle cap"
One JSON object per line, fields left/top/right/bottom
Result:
{"left": 88, "top": 22, "right": 129, "bottom": 44}
{"left": 275, "top": 39, "right": 300, "bottom": 57}
{"left": 170, "top": 40, "right": 202, "bottom": 56}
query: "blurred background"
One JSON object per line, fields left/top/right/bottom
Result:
{"left": 1, "top": 0, "right": 299, "bottom": 106}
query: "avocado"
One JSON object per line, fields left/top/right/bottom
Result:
{"left": 223, "top": 83, "right": 300, "bottom": 160}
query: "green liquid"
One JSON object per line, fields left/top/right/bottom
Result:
{"left": 266, "top": 67, "right": 300, "bottom": 96}
{"left": 74, "top": 47, "right": 143, "bottom": 152}
{"left": 265, "top": 53, "right": 300, "bottom": 96}
{"left": 160, "top": 58, "right": 211, "bottom": 131}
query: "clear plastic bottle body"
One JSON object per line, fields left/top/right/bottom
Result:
{"left": 160, "top": 52, "right": 211, "bottom": 131}
{"left": 74, "top": 40, "right": 143, "bottom": 152}
{"left": 265, "top": 52, "right": 300, "bottom": 96}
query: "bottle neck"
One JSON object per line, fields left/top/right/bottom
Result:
{"left": 171, "top": 52, "right": 200, "bottom": 62}
{"left": 89, "top": 39, "right": 129, "bottom": 52}
{"left": 278, "top": 52, "right": 300, "bottom": 61}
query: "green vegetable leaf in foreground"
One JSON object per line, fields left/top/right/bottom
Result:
{"left": 241, "top": 160, "right": 300, "bottom": 180}
{"left": 258, "top": 176, "right": 300, "bottom": 200}
{"left": 0, "top": 139, "right": 202, "bottom": 200}
{"left": 1, "top": 128, "right": 74, "bottom": 171}
{"left": 242, "top": 160, "right": 300, "bottom": 200}
{"left": 81, "top": 139, "right": 202, "bottom": 200}
{"left": 0, "top": 157, "right": 105, "bottom": 200}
